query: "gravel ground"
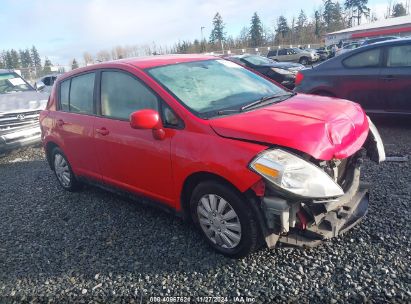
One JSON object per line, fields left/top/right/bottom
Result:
{"left": 0, "top": 118, "right": 410, "bottom": 303}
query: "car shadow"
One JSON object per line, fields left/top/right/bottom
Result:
{"left": 0, "top": 159, "right": 241, "bottom": 283}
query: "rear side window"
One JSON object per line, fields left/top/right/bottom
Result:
{"left": 100, "top": 71, "right": 158, "bottom": 120}
{"left": 267, "top": 50, "right": 276, "bottom": 57}
{"left": 343, "top": 48, "right": 381, "bottom": 68}
{"left": 69, "top": 73, "right": 95, "bottom": 114}
{"left": 278, "top": 49, "right": 286, "bottom": 56}
{"left": 387, "top": 44, "right": 411, "bottom": 67}
{"left": 60, "top": 80, "right": 70, "bottom": 111}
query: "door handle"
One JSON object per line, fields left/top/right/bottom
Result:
{"left": 96, "top": 127, "right": 109, "bottom": 136}
{"left": 57, "top": 119, "right": 65, "bottom": 127}
{"left": 381, "top": 75, "right": 396, "bottom": 81}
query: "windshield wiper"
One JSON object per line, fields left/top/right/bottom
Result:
{"left": 240, "top": 92, "right": 296, "bottom": 111}
{"left": 216, "top": 109, "right": 242, "bottom": 115}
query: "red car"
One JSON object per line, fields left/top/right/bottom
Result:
{"left": 40, "top": 55, "right": 385, "bottom": 258}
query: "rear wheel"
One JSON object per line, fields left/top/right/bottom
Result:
{"left": 299, "top": 57, "right": 309, "bottom": 65}
{"left": 190, "top": 181, "right": 259, "bottom": 258}
{"left": 52, "top": 147, "right": 82, "bottom": 191}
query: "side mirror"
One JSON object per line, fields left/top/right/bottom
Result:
{"left": 35, "top": 81, "right": 45, "bottom": 91}
{"left": 130, "top": 109, "right": 160, "bottom": 129}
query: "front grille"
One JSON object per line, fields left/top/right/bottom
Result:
{"left": 0, "top": 110, "right": 41, "bottom": 135}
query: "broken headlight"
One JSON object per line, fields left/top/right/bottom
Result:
{"left": 249, "top": 149, "right": 344, "bottom": 198}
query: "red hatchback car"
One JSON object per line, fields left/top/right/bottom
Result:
{"left": 40, "top": 55, "right": 385, "bottom": 258}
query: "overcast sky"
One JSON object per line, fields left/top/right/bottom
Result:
{"left": 1, "top": 0, "right": 389, "bottom": 65}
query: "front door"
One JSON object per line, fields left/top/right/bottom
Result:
{"left": 93, "top": 70, "right": 175, "bottom": 206}
{"left": 380, "top": 43, "right": 411, "bottom": 113}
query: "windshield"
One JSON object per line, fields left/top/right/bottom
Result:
{"left": 147, "top": 59, "right": 286, "bottom": 117}
{"left": 243, "top": 55, "right": 273, "bottom": 65}
{"left": 0, "top": 73, "right": 32, "bottom": 94}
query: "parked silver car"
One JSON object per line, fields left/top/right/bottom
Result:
{"left": 0, "top": 70, "right": 49, "bottom": 153}
{"left": 267, "top": 48, "right": 319, "bottom": 65}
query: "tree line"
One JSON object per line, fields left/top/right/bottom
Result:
{"left": 173, "top": 0, "right": 409, "bottom": 53}
{"left": 2, "top": 0, "right": 409, "bottom": 71}
{"left": 0, "top": 46, "right": 62, "bottom": 79}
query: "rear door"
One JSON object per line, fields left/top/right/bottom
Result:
{"left": 380, "top": 42, "right": 411, "bottom": 113}
{"left": 337, "top": 47, "right": 383, "bottom": 112}
{"left": 93, "top": 69, "right": 175, "bottom": 206}
{"left": 53, "top": 72, "right": 100, "bottom": 180}
{"left": 277, "top": 49, "right": 288, "bottom": 61}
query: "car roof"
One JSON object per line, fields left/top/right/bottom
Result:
{"left": 111, "top": 54, "right": 216, "bottom": 69}
{"left": 364, "top": 36, "right": 411, "bottom": 46}
{"left": 58, "top": 54, "right": 218, "bottom": 80}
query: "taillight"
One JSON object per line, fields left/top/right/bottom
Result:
{"left": 295, "top": 71, "right": 304, "bottom": 86}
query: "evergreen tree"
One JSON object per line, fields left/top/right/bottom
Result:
{"left": 345, "top": 0, "right": 370, "bottom": 26}
{"left": 296, "top": 10, "right": 308, "bottom": 41}
{"left": 323, "top": 1, "right": 345, "bottom": 32}
{"left": 0, "top": 53, "right": 4, "bottom": 69}
{"left": 209, "top": 13, "right": 226, "bottom": 44}
{"left": 43, "top": 57, "right": 52, "bottom": 74}
{"left": 314, "top": 10, "right": 323, "bottom": 38}
{"left": 276, "top": 16, "right": 289, "bottom": 41}
{"left": 10, "top": 49, "right": 20, "bottom": 69}
{"left": 71, "top": 58, "right": 79, "bottom": 70}
{"left": 5, "top": 51, "right": 13, "bottom": 69}
{"left": 31, "top": 46, "right": 42, "bottom": 70}
{"left": 392, "top": 3, "right": 407, "bottom": 17}
{"left": 249, "top": 12, "right": 264, "bottom": 47}
{"left": 19, "top": 49, "right": 33, "bottom": 68}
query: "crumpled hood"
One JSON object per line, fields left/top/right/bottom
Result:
{"left": 0, "top": 91, "right": 49, "bottom": 113}
{"left": 210, "top": 94, "right": 369, "bottom": 160}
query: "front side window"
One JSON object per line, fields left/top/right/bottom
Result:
{"left": 101, "top": 71, "right": 158, "bottom": 120}
{"left": 387, "top": 44, "right": 411, "bottom": 67}
{"left": 343, "top": 48, "right": 381, "bottom": 68}
{"left": 147, "top": 59, "right": 286, "bottom": 117}
{"left": 69, "top": 73, "right": 95, "bottom": 114}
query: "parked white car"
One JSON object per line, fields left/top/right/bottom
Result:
{"left": 335, "top": 42, "right": 361, "bottom": 56}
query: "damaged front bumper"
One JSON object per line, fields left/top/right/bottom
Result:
{"left": 262, "top": 162, "right": 369, "bottom": 248}
{"left": 260, "top": 118, "right": 385, "bottom": 248}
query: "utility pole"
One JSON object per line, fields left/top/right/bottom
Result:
{"left": 201, "top": 26, "right": 206, "bottom": 53}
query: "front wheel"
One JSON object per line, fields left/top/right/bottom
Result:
{"left": 190, "top": 181, "right": 260, "bottom": 258}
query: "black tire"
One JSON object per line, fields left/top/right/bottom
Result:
{"left": 190, "top": 181, "right": 260, "bottom": 258}
{"left": 299, "top": 57, "right": 309, "bottom": 65}
{"left": 51, "top": 147, "right": 82, "bottom": 191}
